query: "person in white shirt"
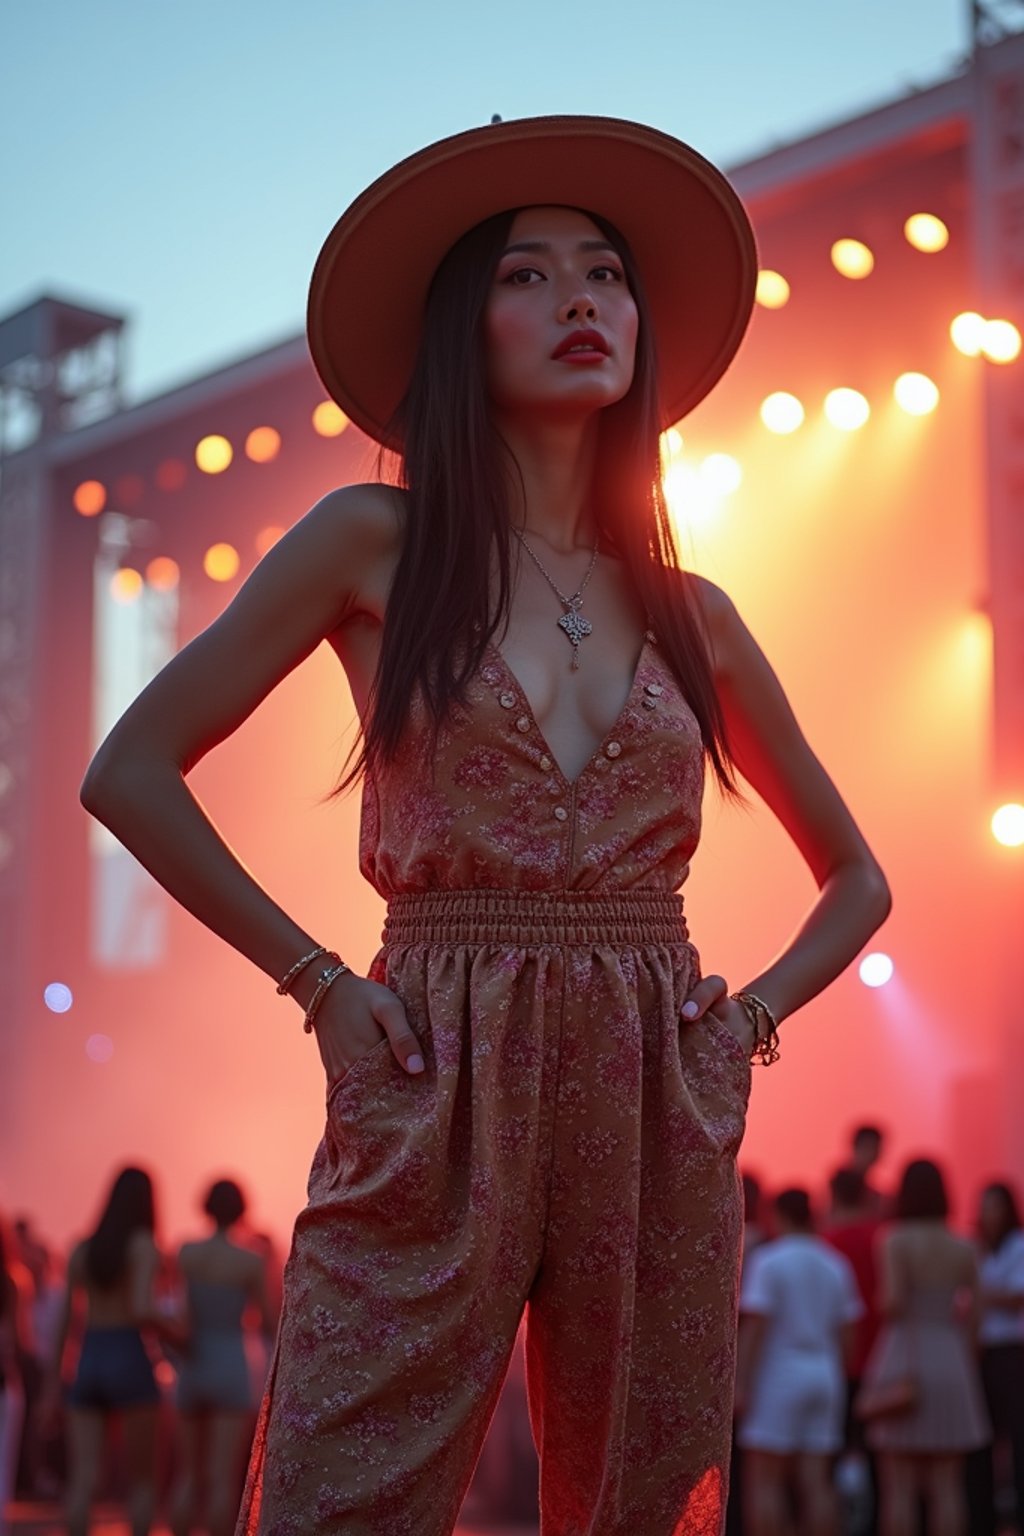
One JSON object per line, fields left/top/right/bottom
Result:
{"left": 736, "top": 1187, "right": 864, "bottom": 1536}
{"left": 968, "top": 1182, "right": 1024, "bottom": 1536}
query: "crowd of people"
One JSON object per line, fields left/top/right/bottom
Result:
{"left": 0, "top": 1173, "right": 280, "bottom": 1536}
{"left": 727, "top": 1127, "right": 1024, "bottom": 1536}
{"left": 0, "top": 1126, "right": 1022, "bottom": 1536}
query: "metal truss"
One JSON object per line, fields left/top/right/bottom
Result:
{"left": 972, "top": 0, "right": 1024, "bottom": 47}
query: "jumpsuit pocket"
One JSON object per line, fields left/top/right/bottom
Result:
{"left": 703, "top": 1009, "right": 752, "bottom": 1071}
{"left": 325, "top": 1036, "right": 395, "bottom": 1110}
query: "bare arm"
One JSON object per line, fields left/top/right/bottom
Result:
{"left": 877, "top": 1231, "right": 906, "bottom": 1320}
{"left": 81, "top": 486, "right": 379, "bottom": 993}
{"left": 696, "top": 577, "right": 891, "bottom": 1025}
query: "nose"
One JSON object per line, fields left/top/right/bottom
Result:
{"left": 558, "top": 289, "right": 598, "bottom": 324}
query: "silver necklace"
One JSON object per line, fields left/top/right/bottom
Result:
{"left": 513, "top": 527, "right": 600, "bottom": 669}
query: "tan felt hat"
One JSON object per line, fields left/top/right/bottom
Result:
{"left": 307, "top": 115, "right": 758, "bottom": 445}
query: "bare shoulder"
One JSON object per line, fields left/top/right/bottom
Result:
{"left": 303, "top": 481, "right": 405, "bottom": 551}
{"left": 681, "top": 573, "right": 738, "bottom": 670}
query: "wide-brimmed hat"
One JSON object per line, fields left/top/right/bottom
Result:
{"left": 307, "top": 115, "right": 758, "bottom": 446}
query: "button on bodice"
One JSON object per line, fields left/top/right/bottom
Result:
{"left": 360, "top": 637, "right": 704, "bottom": 897}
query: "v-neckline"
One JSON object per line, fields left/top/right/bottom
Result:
{"left": 485, "top": 633, "right": 650, "bottom": 790}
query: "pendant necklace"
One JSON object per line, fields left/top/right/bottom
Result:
{"left": 513, "top": 527, "right": 600, "bottom": 669}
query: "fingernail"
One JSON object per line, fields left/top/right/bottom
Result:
{"left": 407, "top": 1053, "right": 424, "bottom": 1073}
{"left": 682, "top": 1001, "right": 698, "bottom": 1019}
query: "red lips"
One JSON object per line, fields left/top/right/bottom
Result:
{"left": 551, "top": 329, "right": 609, "bottom": 359}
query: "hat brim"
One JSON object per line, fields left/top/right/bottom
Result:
{"left": 307, "top": 115, "right": 758, "bottom": 445}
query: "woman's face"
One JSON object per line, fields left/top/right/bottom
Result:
{"left": 483, "top": 205, "right": 638, "bottom": 421}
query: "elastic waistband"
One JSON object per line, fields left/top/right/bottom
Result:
{"left": 383, "top": 889, "right": 688, "bottom": 947}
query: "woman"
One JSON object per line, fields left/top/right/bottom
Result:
{"left": 80, "top": 117, "right": 890, "bottom": 1534}
{"left": 861, "top": 1159, "right": 989, "bottom": 1536}
{"left": 45, "top": 1166, "right": 182, "bottom": 1536}
{"left": 171, "top": 1179, "right": 278, "bottom": 1536}
{"left": 0, "top": 1214, "right": 27, "bottom": 1536}
{"left": 968, "top": 1182, "right": 1024, "bottom": 1535}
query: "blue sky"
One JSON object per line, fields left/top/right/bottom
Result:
{"left": 3, "top": 0, "right": 967, "bottom": 404}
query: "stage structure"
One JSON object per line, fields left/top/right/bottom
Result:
{"left": 1, "top": 36, "right": 1022, "bottom": 1243}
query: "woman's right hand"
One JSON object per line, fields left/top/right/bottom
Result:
{"left": 309, "top": 972, "right": 424, "bottom": 1083}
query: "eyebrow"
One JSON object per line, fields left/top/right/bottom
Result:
{"left": 499, "top": 239, "right": 620, "bottom": 257}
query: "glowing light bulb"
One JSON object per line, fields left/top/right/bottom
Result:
{"left": 73, "top": 480, "right": 107, "bottom": 517}
{"left": 146, "top": 557, "right": 180, "bottom": 591}
{"left": 991, "top": 803, "right": 1024, "bottom": 848}
{"left": 203, "top": 543, "right": 240, "bottom": 582}
{"left": 246, "top": 426, "right": 281, "bottom": 463}
{"left": 312, "top": 402, "right": 349, "bottom": 437}
{"left": 824, "top": 389, "right": 870, "bottom": 431}
{"left": 698, "top": 454, "right": 743, "bottom": 496}
{"left": 760, "top": 392, "right": 805, "bottom": 434}
{"left": 981, "top": 319, "right": 1022, "bottom": 364}
{"left": 44, "top": 982, "right": 73, "bottom": 1013}
{"left": 904, "top": 213, "right": 949, "bottom": 253}
{"left": 950, "top": 312, "right": 986, "bottom": 357}
{"left": 893, "top": 373, "right": 940, "bottom": 416}
{"left": 195, "top": 435, "right": 233, "bottom": 474}
{"left": 859, "top": 953, "right": 894, "bottom": 988}
{"left": 110, "top": 568, "right": 143, "bottom": 603}
{"left": 755, "top": 270, "right": 790, "bottom": 309}
{"left": 831, "top": 239, "right": 874, "bottom": 279}
{"left": 661, "top": 427, "right": 684, "bottom": 457}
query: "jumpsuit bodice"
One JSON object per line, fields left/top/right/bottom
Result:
{"left": 359, "top": 634, "right": 705, "bottom": 898}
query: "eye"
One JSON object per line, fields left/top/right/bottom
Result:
{"left": 502, "top": 266, "right": 542, "bottom": 286}
{"left": 591, "top": 264, "right": 625, "bottom": 282}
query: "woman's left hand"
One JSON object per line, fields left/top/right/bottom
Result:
{"left": 680, "top": 975, "right": 756, "bottom": 1055}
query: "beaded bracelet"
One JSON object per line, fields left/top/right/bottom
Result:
{"left": 277, "top": 945, "right": 333, "bottom": 996}
{"left": 730, "top": 989, "right": 781, "bottom": 1066}
{"left": 303, "top": 961, "right": 351, "bottom": 1034}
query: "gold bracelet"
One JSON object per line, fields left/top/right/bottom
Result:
{"left": 303, "top": 961, "right": 351, "bottom": 1034}
{"left": 730, "top": 989, "right": 781, "bottom": 1066}
{"left": 276, "top": 945, "right": 334, "bottom": 996}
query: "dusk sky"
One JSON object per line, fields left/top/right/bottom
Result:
{"left": 4, "top": 0, "right": 966, "bottom": 403}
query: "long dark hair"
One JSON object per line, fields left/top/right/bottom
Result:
{"left": 85, "top": 1166, "right": 156, "bottom": 1289}
{"left": 895, "top": 1158, "right": 949, "bottom": 1222}
{"left": 343, "top": 205, "right": 738, "bottom": 795}
{"left": 980, "top": 1181, "right": 1021, "bottom": 1252}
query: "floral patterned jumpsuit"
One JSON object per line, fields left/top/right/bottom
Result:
{"left": 236, "top": 631, "right": 751, "bottom": 1536}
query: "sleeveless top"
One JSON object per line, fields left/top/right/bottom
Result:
{"left": 359, "top": 636, "right": 705, "bottom": 899}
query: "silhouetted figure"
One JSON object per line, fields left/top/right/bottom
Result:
{"left": 11, "top": 1217, "right": 63, "bottom": 1500}
{"left": 849, "top": 1124, "right": 888, "bottom": 1217}
{"left": 170, "top": 1179, "right": 277, "bottom": 1536}
{"left": 0, "top": 1212, "right": 27, "bottom": 1536}
{"left": 966, "top": 1181, "right": 1024, "bottom": 1536}
{"left": 44, "top": 1165, "right": 184, "bottom": 1536}
{"left": 736, "top": 1187, "right": 862, "bottom": 1536}
{"left": 824, "top": 1165, "right": 884, "bottom": 1535}
{"left": 859, "top": 1158, "right": 989, "bottom": 1536}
